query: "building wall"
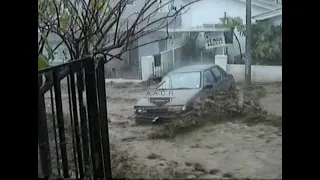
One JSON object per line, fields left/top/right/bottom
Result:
{"left": 265, "top": 15, "right": 282, "bottom": 25}
{"left": 107, "top": 0, "right": 183, "bottom": 70}
{"left": 110, "top": 0, "right": 182, "bottom": 30}
{"left": 110, "top": 0, "right": 182, "bottom": 20}
{"left": 138, "top": 31, "right": 183, "bottom": 61}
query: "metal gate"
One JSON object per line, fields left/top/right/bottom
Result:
{"left": 38, "top": 57, "right": 111, "bottom": 179}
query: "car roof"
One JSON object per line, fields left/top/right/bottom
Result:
{"left": 169, "top": 64, "right": 217, "bottom": 73}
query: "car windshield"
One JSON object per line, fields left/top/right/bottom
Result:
{"left": 157, "top": 71, "right": 201, "bottom": 90}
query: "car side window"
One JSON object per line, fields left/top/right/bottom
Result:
{"left": 211, "top": 67, "right": 222, "bottom": 82}
{"left": 216, "top": 66, "right": 227, "bottom": 78}
{"left": 203, "top": 70, "right": 216, "bottom": 86}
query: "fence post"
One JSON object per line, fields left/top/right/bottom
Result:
{"left": 96, "top": 58, "right": 112, "bottom": 178}
{"left": 76, "top": 67, "right": 91, "bottom": 177}
{"left": 53, "top": 70, "right": 70, "bottom": 178}
{"left": 69, "top": 72, "right": 84, "bottom": 178}
{"left": 84, "top": 57, "right": 105, "bottom": 178}
{"left": 38, "top": 75, "right": 52, "bottom": 178}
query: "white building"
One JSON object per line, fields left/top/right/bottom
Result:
{"left": 180, "top": 0, "right": 282, "bottom": 56}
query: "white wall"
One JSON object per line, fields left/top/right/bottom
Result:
{"left": 140, "top": 56, "right": 155, "bottom": 81}
{"left": 266, "top": 15, "right": 282, "bottom": 25}
{"left": 226, "top": 64, "right": 282, "bottom": 82}
{"left": 141, "top": 53, "right": 282, "bottom": 83}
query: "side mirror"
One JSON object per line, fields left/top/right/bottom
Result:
{"left": 204, "top": 84, "right": 213, "bottom": 89}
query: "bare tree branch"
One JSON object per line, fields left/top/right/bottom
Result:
{"left": 38, "top": 0, "right": 201, "bottom": 63}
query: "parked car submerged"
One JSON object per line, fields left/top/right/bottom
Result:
{"left": 133, "top": 64, "right": 235, "bottom": 123}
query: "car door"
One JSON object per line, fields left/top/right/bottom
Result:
{"left": 210, "top": 66, "right": 228, "bottom": 90}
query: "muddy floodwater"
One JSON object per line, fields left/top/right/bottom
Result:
{"left": 106, "top": 83, "right": 282, "bottom": 179}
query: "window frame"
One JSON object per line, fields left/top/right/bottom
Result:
{"left": 216, "top": 66, "right": 227, "bottom": 78}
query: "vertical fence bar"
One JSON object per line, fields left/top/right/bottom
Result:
{"left": 70, "top": 72, "right": 85, "bottom": 179}
{"left": 53, "top": 70, "right": 69, "bottom": 178}
{"left": 38, "top": 75, "right": 52, "bottom": 178}
{"left": 76, "top": 67, "right": 91, "bottom": 177}
{"left": 67, "top": 74, "right": 79, "bottom": 178}
{"left": 84, "top": 57, "right": 105, "bottom": 178}
{"left": 96, "top": 58, "right": 112, "bottom": 178}
{"left": 49, "top": 88, "right": 61, "bottom": 177}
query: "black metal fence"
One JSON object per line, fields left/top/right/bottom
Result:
{"left": 38, "top": 57, "right": 111, "bottom": 179}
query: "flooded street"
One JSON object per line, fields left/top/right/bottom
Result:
{"left": 106, "top": 83, "right": 282, "bottom": 179}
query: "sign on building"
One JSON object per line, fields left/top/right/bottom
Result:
{"left": 204, "top": 30, "right": 233, "bottom": 49}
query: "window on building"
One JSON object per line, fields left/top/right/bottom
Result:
{"left": 126, "top": 0, "right": 135, "bottom": 5}
{"left": 158, "top": 39, "right": 167, "bottom": 52}
{"left": 276, "top": 0, "right": 282, "bottom": 4}
{"left": 154, "top": 54, "right": 161, "bottom": 67}
{"left": 158, "top": 0, "right": 165, "bottom": 12}
{"left": 158, "top": 0, "right": 177, "bottom": 12}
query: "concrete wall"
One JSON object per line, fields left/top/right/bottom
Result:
{"left": 215, "top": 55, "right": 282, "bottom": 83}
{"left": 226, "top": 64, "right": 282, "bottom": 82}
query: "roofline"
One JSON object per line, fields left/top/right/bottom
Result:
{"left": 233, "top": 0, "right": 280, "bottom": 10}
{"left": 157, "top": 27, "right": 231, "bottom": 33}
{"left": 252, "top": 8, "right": 282, "bottom": 21}
{"left": 182, "top": 0, "right": 281, "bottom": 11}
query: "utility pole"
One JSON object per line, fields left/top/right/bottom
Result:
{"left": 222, "top": 12, "right": 227, "bottom": 56}
{"left": 245, "top": 0, "right": 252, "bottom": 86}
{"left": 172, "top": 15, "right": 177, "bottom": 68}
{"left": 172, "top": 26, "right": 176, "bottom": 68}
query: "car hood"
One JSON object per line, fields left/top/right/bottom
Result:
{"left": 135, "top": 89, "right": 201, "bottom": 107}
